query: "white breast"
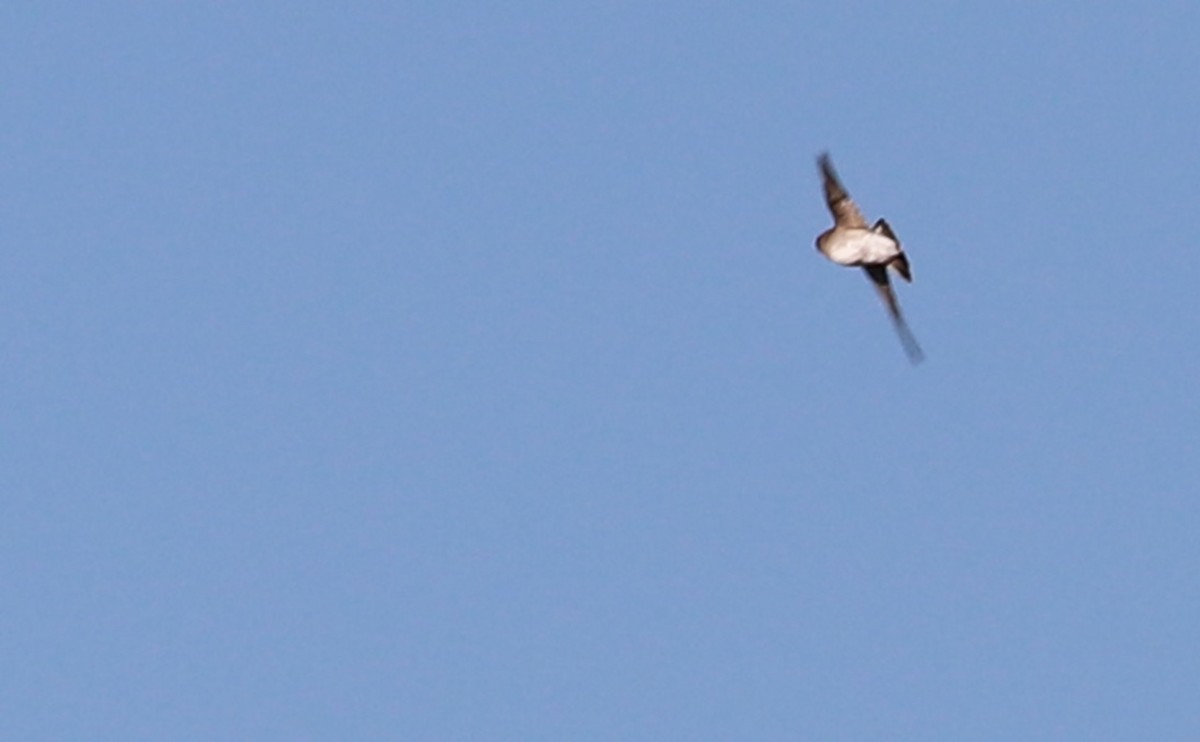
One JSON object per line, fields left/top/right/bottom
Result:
{"left": 823, "top": 229, "right": 900, "bottom": 267}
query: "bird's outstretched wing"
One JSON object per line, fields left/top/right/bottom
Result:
{"left": 819, "top": 152, "right": 868, "bottom": 229}
{"left": 863, "top": 265, "right": 924, "bottom": 364}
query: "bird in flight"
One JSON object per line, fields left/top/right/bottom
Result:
{"left": 815, "top": 152, "right": 923, "bottom": 363}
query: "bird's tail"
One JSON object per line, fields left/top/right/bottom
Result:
{"left": 889, "top": 252, "right": 912, "bottom": 282}
{"left": 871, "top": 218, "right": 912, "bottom": 282}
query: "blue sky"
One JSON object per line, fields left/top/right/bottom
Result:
{"left": 3, "top": 3, "right": 1199, "bottom": 739}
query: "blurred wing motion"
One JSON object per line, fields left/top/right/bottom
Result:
{"left": 819, "top": 153, "right": 867, "bottom": 228}
{"left": 863, "top": 264, "right": 924, "bottom": 364}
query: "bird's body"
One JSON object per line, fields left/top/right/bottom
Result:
{"left": 817, "top": 225, "right": 903, "bottom": 267}
{"left": 815, "top": 153, "right": 923, "bottom": 363}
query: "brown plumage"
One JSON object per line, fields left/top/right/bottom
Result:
{"left": 819, "top": 153, "right": 868, "bottom": 229}
{"left": 815, "top": 153, "right": 923, "bottom": 364}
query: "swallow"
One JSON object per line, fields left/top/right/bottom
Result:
{"left": 815, "top": 152, "right": 923, "bottom": 363}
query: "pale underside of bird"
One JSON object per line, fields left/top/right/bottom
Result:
{"left": 815, "top": 152, "right": 923, "bottom": 364}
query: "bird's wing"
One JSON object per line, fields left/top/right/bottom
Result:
{"left": 819, "top": 153, "right": 868, "bottom": 228}
{"left": 863, "top": 265, "right": 924, "bottom": 364}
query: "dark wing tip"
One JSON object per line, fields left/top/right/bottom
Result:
{"left": 900, "top": 330, "right": 925, "bottom": 365}
{"left": 817, "top": 151, "right": 836, "bottom": 179}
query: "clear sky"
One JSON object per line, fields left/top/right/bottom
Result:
{"left": 3, "top": 3, "right": 1199, "bottom": 739}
